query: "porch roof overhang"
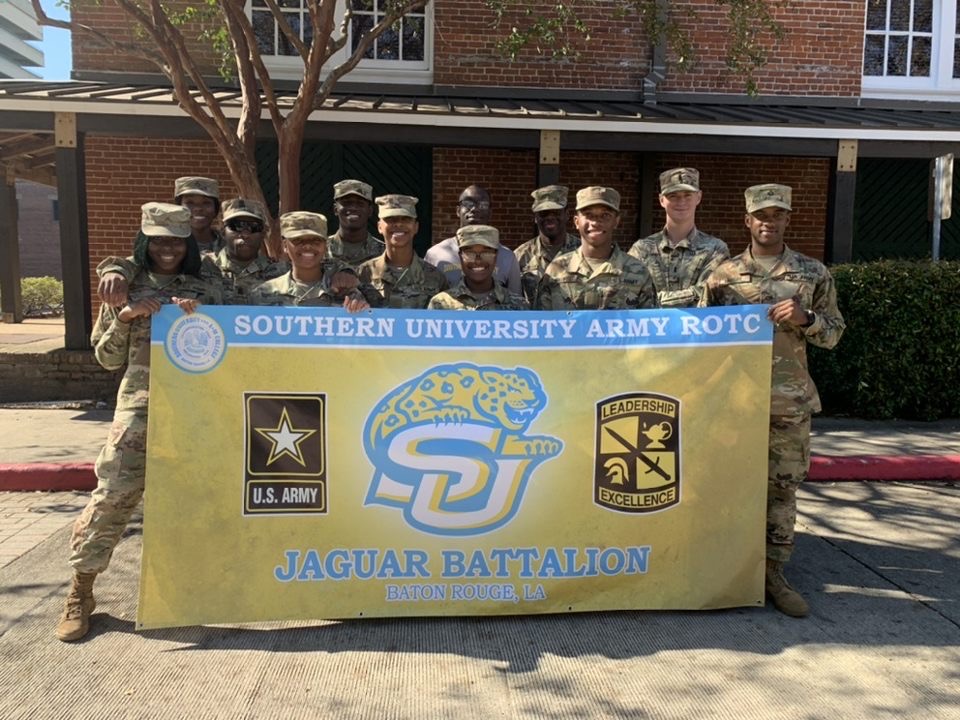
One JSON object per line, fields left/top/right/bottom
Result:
{"left": 1, "top": 80, "right": 959, "bottom": 159}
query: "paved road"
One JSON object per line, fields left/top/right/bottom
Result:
{"left": 1, "top": 482, "right": 957, "bottom": 719}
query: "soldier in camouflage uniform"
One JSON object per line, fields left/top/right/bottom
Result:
{"left": 205, "top": 198, "right": 286, "bottom": 302}
{"left": 701, "top": 183, "right": 845, "bottom": 618}
{"left": 252, "top": 211, "right": 370, "bottom": 310}
{"left": 628, "top": 167, "right": 729, "bottom": 308}
{"left": 428, "top": 225, "right": 529, "bottom": 310}
{"left": 535, "top": 186, "right": 656, "bottom": 311}
{"left": 174, "top": 176, "right": 223, "bottom": 256}
{"left": 95, "top": 198, "right": 286, "bottom": 305}
{"left": 357, "top": 195, "right": 449, "bottom": 308}
{"left": 56, "top": 203, "right": 222, "bottom": 643}
{"left": 327, "top": 179, "right": 385, "bottom": 268}
{"left": 514, "top": 185, "right": 581, "bottom": 304}
{"left": 424, "top": 185, "right": 523, "bottom": 295}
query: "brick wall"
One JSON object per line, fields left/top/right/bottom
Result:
{"left": 72, "top": 1, "right": 223, "bottom": 76}
{"left": 84, "top": 135, "right": 237, "bottom": 316}
{"left": 434, "top": 0, "right": 648, "bottom": 90}
{"left": 16, "top": 180, "right": 61, "bottom": 279}
{"left": 649, "top": 154, "right": 831, "bottom": 260}
{"left": 661, "top": 1, "right": 864, "bottom": 96}
{"left": 0, "top": 349, "right": 121, "bottom": 403}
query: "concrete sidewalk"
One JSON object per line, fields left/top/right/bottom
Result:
{"left": 1, "top": 481, "right": 957, "bottom": 719}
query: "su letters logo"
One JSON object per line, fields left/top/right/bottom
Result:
{"left": 363, "top": 363, "right": 562, "bottom": 536}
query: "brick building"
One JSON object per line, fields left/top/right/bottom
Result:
{"left": 1, "top": 0, "right": 960, "bottom": 348}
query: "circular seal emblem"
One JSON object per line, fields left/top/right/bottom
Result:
{"left": 165, "top": 313, "right": 226, "bottom": 374}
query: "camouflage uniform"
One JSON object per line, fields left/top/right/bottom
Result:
{"left": 174, "top": 176, "right": 223, "bottom": 256}
{"left": 69, "top": 269, "right": 220, "bottom": 574}
{"left": 515, "top": 232, "right": 581, "bottom": 304}
{"left": 203, "top": 250, "right": 287, "bottom": 303}
{"left": 250, "top": 262, "right": 364, "bottom": 307}
{"left": 357, "top": 254, "right": 449, "bottom": 309}
{"left": 327, "top": 230, "right": 384, "bottom": 269}
{"left": 428, "top": 280, "right": 529, "bottom": 310}
{"left": 534, "top": 245, "right": 657, "bottom": 311}
{"left": 627, "top": 228, "right": 729, "bottom": 308}
{"left": 702, "top": 245, "right": 845, "bottom": 561}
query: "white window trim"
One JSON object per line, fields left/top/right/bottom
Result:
{"left": 862, "top": 0, "right": 960, "bottom": 99}
{"left": 249, "top": 0, "right": 434, "bottom": 85}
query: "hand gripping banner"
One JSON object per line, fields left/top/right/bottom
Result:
{"left": 138, "top": 306, "right": 772, "bottom": 629}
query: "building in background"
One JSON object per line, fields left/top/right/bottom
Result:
{"left": 0, "top": 0, "right": 43, "bottom": 79}
{"left": 0, "top": 1, "right": 959, "bottom": 347}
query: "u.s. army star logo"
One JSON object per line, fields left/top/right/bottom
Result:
{"left": 594, "top": 393, "right": 680, "bottom": 514}
{"left": 244, "top": 393, "right": 326, "bottom": 515}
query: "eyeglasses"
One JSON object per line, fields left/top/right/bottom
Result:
{"left": 285, "top": 236, "right": 326, "bottom": 247}
{"left": 227, "top": 219, "right": 264, "bottom": 234}
{"left": 460, "top": 250, "right": 497, "bottom": 262}
{"left": 148, "top": 237, "right": 186, "bottom": 248}
{"left": 458, "top": 199, "right": 491, "bottom": 211}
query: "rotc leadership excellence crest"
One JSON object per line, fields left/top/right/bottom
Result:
{"left": 595, "top": 393, "right": 680, "bottom": 514}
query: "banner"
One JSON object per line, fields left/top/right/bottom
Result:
{"left": 138, "top": 305, "right": 772, "bottom": 629}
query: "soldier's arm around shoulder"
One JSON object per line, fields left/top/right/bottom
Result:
{"left": 804, "top": 267, "right": 845, "bottom": 349}
{"left": 91, "top": 303, "right": 132, "bottom": 371}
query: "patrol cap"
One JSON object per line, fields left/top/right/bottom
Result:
{"left": 575, "top": 186, "right": 621, "bottom": 212}
{"left": 456, "top": 224, "right": 500, "bottom": 250}
{"left": 222, "top": 198, "right": 266, "bottom": 223}
{"left": 376, "top": 194, "right": 418, "bottom": 219}
{"left": 280, "top": 211, "right": 328, "bottom": 239}
{"left": 333, "top": 179, "right": 373, "bottom": 202}
{"left": 173, "top": 176, "right": 219, "bottom": 200}
{"left": 659, "top": 167, "right": 700, "bottom": 195}
{"left": 141, "top": 202, "right": 192, "bottom": 238}
{"left": 531, "top": 185, "right": 569, "bottom": 212}
{"left": 745, "top": 183, "right": 792, "bottom": 213}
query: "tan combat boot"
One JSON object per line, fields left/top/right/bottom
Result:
{"left": 55, "top": 572, "right": 97, "bottom": 642}
{"left": 765, "top": 560, "right": 809, "bottom": 618}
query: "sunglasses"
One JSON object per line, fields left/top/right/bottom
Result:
{"left": 460, "top": 250, "right": 497, "bottom": 262}
{"left": 227, "top": 219, "right": 265, "bottom": 233}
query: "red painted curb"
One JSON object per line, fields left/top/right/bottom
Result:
{"left": 809, "top": 454, "right": 960, "bottom": 482}
{"left": 0, "top": 463, "right": 96, "bottom": 492}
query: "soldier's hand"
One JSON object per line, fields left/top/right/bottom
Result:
{"left": 342, "top": 294, "right": 370, "bottom": 313}
{"left": 768, "top": 297, "right": 806, "bottom": 326}
{"left": 117, "top": 297, "right": 163, "bottom": 322}
{"left": 172, "top": 297, "right": 201, "bottom": 315}
{"left": 330, "top": 271, "right": 360, "bottom": 294}
{"left": 98, "top": 273, "right": 130, "bottom": 307}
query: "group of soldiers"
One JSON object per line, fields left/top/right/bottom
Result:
{"left": 56, "top": 168, "right": 845, "bottom": 643}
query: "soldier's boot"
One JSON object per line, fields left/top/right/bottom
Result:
{"left": 765, "top": 560, "right": 809, "bottom": 618}
{"left": 55, "top": 572, "right": 98, "bottom": 642}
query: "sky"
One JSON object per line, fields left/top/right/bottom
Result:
{"left": 26, "top": 0, "right": 72, "bottom": 80}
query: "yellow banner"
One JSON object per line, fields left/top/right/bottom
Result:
{"left": 138, "top": 306, "right": 772, "bottom": 629}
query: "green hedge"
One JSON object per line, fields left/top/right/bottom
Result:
{"left": 809, "top": 260, "right": 960, "bottom": 420}
{"left": 0, "top": 276, "right": 65, "bottom": 317}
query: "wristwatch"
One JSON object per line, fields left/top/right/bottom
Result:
{"left": 802, "top": 310, "right": 816, "bottom": 327}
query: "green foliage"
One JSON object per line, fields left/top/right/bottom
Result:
{"left": 485, "top": 0, "right": 784, "bottom": 90}
{"left": 809, "top": 260, "right": 960, "bottom": 420}
{"left": 21, "top": 277, "right": 65, "bottom": 317}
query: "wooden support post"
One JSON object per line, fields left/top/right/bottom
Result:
{"left": 829, "top": 139, "right": 858, "bottom": 264}
{"left": 0, "top": 169, "right": 23, "bottom": 323}
{"left": 537, "top": 130, "right": 560, "bottom": 187}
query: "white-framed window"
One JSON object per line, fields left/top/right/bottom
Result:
{"left": 862, "top": 0, "right": 960, "bottom": 99}
{"left": 249, "top": 0, "right": 433, "bottom": 84}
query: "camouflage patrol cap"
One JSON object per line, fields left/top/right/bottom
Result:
{"left": 173, "top": 176, "right": 220, "bottom": 200}
{"left": 745, "top": 183, "right": 792, "bottom": 213}
{"left": 333, "top": 179, "right": 374, "bottom": 202}
{"left": 456, "top": 224, "right": 500, "bottom": 250}
{"left": 659, "top": 167, "right": 700, "bottom": 195}
{"left": 222, "top": 198, "right": 266, "bottom": 223}
{"left": 141, "top": 202, "right": 192, "bottom": 238}
{"left": 531, "top": 185, "right": 569, "bottom": 212}
{"left": 575, "top": 186, "right": 621, "bottom": 212}
{"left": 280, "top": 211, "right": 328, "bottom": 239}
{"left": 376, "top": 194, "right": 418, "bottom": 219}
